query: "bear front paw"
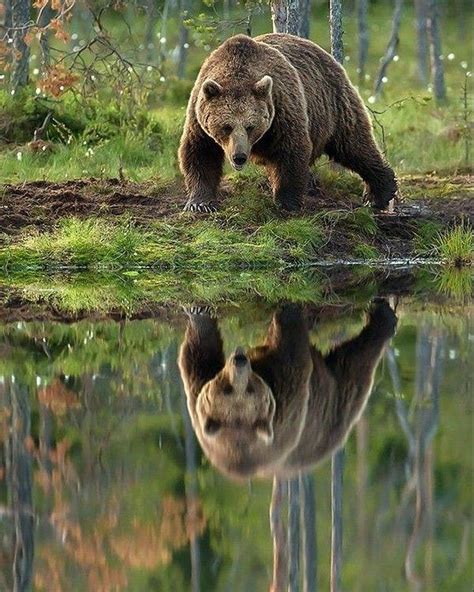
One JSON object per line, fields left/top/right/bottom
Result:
{"left": 183, "top": 200, "right": 218, "bottom": 213}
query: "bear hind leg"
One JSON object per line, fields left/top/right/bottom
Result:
{"left": 325, "top": 131, "right": 398, "bottom": 211}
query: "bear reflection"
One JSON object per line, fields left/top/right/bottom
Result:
{"left": 179, "top": 300, "right": 397, "bottom": 479}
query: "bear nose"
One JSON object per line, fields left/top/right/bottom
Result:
{"left": 233, "top": 347, "right": 248, "bottom": 366}
{"left": 234, "top": 354, "right": 247, "bottom": 366}
{"left": 233, "top": 153, "right": 247, "bottom": 167}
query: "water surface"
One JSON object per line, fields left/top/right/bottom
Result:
{"left": 0, "top": 295, "right": 471, "bottom": 591}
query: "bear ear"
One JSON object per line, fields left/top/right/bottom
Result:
{"left": 255, "top": 419, "right": 274, "bottom": 445}
{"left": 254, "top": 75, "right": 273, "bottom": 99}
{"left": 202, "top": 79, "right": 223, "bottom": 99}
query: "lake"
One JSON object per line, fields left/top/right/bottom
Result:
{"left": 0, "top": 292, "right": 471, "bottom": 591}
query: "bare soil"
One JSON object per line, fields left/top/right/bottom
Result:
{"left": 0, "top": 173, "right": 472, "bottom": 238}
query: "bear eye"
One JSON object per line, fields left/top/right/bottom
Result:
{"left": 222, "top": 124, "right": 233, "bottom": 135}
{"left": 223, "top": 384, "right": 233, "bottom": 396}
{"left": 204, "top": 418, "right": 221, "bottom": 435}
{"left": 246, "top": 125, "right": 255, "bottom": 134}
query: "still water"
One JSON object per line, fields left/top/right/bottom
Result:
{"left": 0, "top": 296, "right": 471, "bottom": 591}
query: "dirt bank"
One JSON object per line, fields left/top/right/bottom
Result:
{"left": 1, "top": 173, "right": 472, "bottom": 235}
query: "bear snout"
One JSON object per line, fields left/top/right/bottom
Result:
{"left": 232, "top": 153, "right": 248, "bottom": 168}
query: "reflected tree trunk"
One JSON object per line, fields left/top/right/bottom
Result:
{"left": 5, "top": 378, "right": 34, "bottom": 592}
{"left": 270, "top": 477, "right": 287, "bottom": 592}
{"left": 288, "top": 477, "right": 300, "bottom": 592}
{"left": 387, "top": 325, "right": 444, "bottom": 591}
{"left": 356, "top": 417, "right": 368, "bottom": 556}
{"left": 300, "top": 473, "right": 316, "bottom": 592}
{"left": 38, "top": 401, "right": 54, "bottom": 512}
{"left": 179, "top": 350, "right": 201, "bottom": 592}
{"left": 331, "top": 449, "right": 344, "bottom": 592}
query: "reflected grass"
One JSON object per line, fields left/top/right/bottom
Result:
{"left": 0, "top": 269, "right": 327, "bottom": 313}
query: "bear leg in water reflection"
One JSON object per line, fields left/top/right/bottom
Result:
{"left": 178, "top": 299, "right": 397, "bottom": 480}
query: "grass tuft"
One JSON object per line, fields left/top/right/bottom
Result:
{"left": 433, "top": 220, "right": 473, "bottom": 267}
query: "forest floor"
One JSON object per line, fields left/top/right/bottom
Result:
{"left": 1, "top": 171, "right": 472, "bottom": 259}
{"left": 0, "top": 171, "right": 472, "bottom": 320}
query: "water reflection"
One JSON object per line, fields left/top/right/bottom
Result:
{"left": 0, "top": 297, "right": 471, "bottom": 591}
{"left": 178, "top": 300, "right": 397, "bottom": 479}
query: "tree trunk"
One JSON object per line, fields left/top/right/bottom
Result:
{"left": 38, "top": 2, "right": 53, "bottom": 69}
{"left": 331, "top": 449, "right": 345, "bottom": 592}
{"left": 11, "top": 0, "right": 31, "bottom": 90}
{"left": 177, "top": 0, "right": 189, "bottom": 79}
{"left": 373, "top": 0, "right": 404, "bottom": 99}
{"left": 426, "top": 0, "right": 446, "bottom": 103}
{"left": 329, "top": 0, "right": 344, "bottom": 64}
{"left": 271, "top": 0, "right": 308, "bottom": 36}
{"left": 356, "top": 0, "right": 369, "bottom": 84}
{"left": 4, "top": 0, "right": 13, "bottom": 29}
{"left": 299, "top": 0, "right": 310, "bottom": 38}
{"left": 271, "top": 0, "right": 287, "bottom": 34}
{"left": 414, "top": 0, "right": 429, "bottom": 84}
{"left": 145, "top": 0, "right": 159, "bottom": 64}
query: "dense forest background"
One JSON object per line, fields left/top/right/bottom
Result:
{"left": 0, "top": 0, "right": 472, "bottom": 181}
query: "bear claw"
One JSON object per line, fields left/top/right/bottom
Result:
{"left": 184, "top": 201, "right": 217, "bottom": 213}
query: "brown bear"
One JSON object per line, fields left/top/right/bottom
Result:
{"left": 179, "top": 33, "right": 398, "bottom": 213}
{"left": 178, "top": 299, "right": 397, "bottom": 479}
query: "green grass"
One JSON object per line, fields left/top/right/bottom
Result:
{"left": 416, "top": 219, "right": 474, "bottom": 266}
{"left": 0, "top": 215, "right": 328, "bottom": 272}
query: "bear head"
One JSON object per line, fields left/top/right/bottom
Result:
{"left": 194, "top": 347, "right": 277, "bottom": 478}
{"left": 196, "top": 75, "right": 275, "bottom": 171}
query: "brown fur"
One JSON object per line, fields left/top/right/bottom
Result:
{"left": 179, "top": 33, "right": 398, "bottom": 212}
{"left": 178, "top": 300, "right": 397, "bottom": 479}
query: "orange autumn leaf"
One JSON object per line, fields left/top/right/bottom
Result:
{"left": 38, "top": 379, "right": 80, "bottom": 414}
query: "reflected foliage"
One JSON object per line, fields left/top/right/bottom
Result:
{"left": 0, "top": 297, "right": 471, "bottom": 591}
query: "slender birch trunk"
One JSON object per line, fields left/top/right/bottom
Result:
{"left": 329, "top": 0, "right": 344, "bottom": 64}
{"left": 357, "top": 0, "right": 369, "bottom": 84}
{"left": 11, "top": 0, "right": 31, "bottom": 90}
{"left": 426, "top": 0, "right": 446, "bottom": 103}
{"left": 414, "top": 0, "right": 429, "bottom": 84}
{"left": 374, "top": 0, "right": 404, "bottom": 99}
